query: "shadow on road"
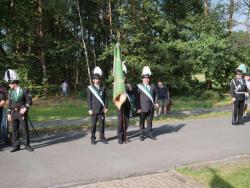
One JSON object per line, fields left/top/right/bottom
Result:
{"left": 106, "top": 123, "right": 186, "bottom": 143}
{"left": 153, "top": 123, "right": 186, "bottom": 137}
{"left": 31, "top": 132, "right": 86, "bottom": 149}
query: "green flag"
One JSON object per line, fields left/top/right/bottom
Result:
{"left": 113, "top": 43, "right": 127, "bottom": 110}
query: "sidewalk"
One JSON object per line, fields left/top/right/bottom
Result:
{"left": 70, "top": 170, "right": 203, "bottom": 188}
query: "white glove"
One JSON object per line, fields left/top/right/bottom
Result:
{"left": 88, "top": 110, "right": 93, "bottom": 115}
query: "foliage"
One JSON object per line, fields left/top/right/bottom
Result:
{"left": 0, "top": 0, "right": 249, "bottom": 95}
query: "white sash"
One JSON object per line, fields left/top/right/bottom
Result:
{"left": 88, "top": 85, "right": 105, "bottom": 107}
{"left": 126, "top": 92, "right": 131, "bottom": 103}
{"left": 231, "top": 79, "right": 246, "bottom": 95}
{"left": 137, "top": 84, "right": 154, "bottom": 105}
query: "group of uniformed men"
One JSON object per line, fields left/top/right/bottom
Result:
{"left": 1, "top": 63, "right": 250, "bottom": 152}
{"left": 87, "top": 64, "right": 158, "bottom": 145}
{"left": 0, "top": 69, "right": 33, "bottom": 152}
{"left": 0, "top": 64, "right": 159, "bottom": 152}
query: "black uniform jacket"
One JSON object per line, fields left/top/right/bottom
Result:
{"left": 87, "top": 85, "right": 108, "bottom": 114}
{"left": 136, "top": 84, "right": 156, "bottom": 113}
{"left": 230, "top": 78, "right": 248, "bottom": 101}
{"left": 7, "top": 87, "right": 32, "bottom": 114}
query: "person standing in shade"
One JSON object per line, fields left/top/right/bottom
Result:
{"left": 156, "top": 81, "right": 170, "bottom": 116}
{"left": 61, "top": 80, "right": 69, "bottom": 96}
{"left": 0, "top": 83, "right": 7, "bottom": 147}
{"left": 230, "top": 69, "right": 248, "bottom": 125}
{"left": 87, "top": 66, "right": 108, "bottom": 145}
{"left": 4, "top": 69, "right": 33, "bottom": 152}
{"left": 0, "top": 83, "right": 6, "bottom": 124}
{"left": 116, "top": 62, "right": 132, "bottom": 144}
{"left": 243, "top": 72, "right": 250, "bottom": 118}
{"left": 136, "top": 66, "right": 159, "bottom": 141}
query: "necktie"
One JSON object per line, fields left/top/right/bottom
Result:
{"left": 95, "top": 85, "right": 100, "bottom": 90}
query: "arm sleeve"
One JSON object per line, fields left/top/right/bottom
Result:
{"left": 230, "top": 80, "right": 236, "bottom": 98}
{"left": 135, "top": 86, "right": 141, "bottom": 110}
{"left": 7, "top": 91, "right": 12, "bottom": 114}
{"left": 24, "top": 89, "right": 32, "bottom": 108}
{"left": 104, "top": 87, "right": 108, "bottom": 109}
{"left": 87, "top": 87, "right": 92, "bottom": 110}
{"left": 152, "top": 85, "right": 157, "bottom": 103}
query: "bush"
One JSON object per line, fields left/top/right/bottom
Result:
{"left": 199, "top": 90, "right": 220, "bottom": 100}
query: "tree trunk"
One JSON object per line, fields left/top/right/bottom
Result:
{"left": 204, "top": 0, "right": 209, "bottom": 16}
{"left": 228, "top": 0, "right": 235, "bottom": 33}
{"left": 108, "top": 1, "right": 112, "bottom": 39}
{"left": 37, "top": 0, "right": 48, "bottom": 95}
{"left": 76, "top": 0, "right": 91, "bottom": 85}
{"left": 247, "top": 0, "right": 250, "bottom": 36}
{"left": 75, "top": 61, "right": 79, "bottom": 91}
{"left": 131, "top": 0, "right": 136, "bottom": 22}
{"left": 93, "top": 47, "right": 97, "bottom": 67}
{"left": 205, "top": 72, "right": 212, "bottom": 90}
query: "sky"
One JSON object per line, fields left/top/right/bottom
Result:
{"left": 211, "top": 0, "right": 249, "bottom": 31}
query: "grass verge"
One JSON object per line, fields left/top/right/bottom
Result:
{"left": 177, "top": 157, "right": 250, "bottom": 188}
{"left": 29, "top": 96, "right": 231, "bottom": 122}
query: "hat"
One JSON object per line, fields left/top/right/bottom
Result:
{"left": 4, "top": 69, "right": 19, "bottom": 83}
{"left": 92, "top": 66, "right": 102, "bottom": 79}
{"left": 122, "top": 61, "right": 127, "bottom": 74}
{"left": 141, "top": 66, "right": 151, "bottom": 78}
{"left": 237, "top": 64, "right": 247, "bottom": 74}
{"left": 244, "top": 72, "right": 250, "bottom": 76}
{"left": 235, "top": 69, "right": 243, "bottom": 75}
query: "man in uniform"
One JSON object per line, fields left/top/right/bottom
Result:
{"left": 243, "top": 72, "right": 250, "bottom": 118}
{"left": 87, "top": 66, "right": 108, "bottom": 145}
{"left": 0, "top": 83, "right": 7, "bottom": 149}
{"left": 136, "top": 66, "right": 159, "bottom": 141}
{"left": 0, "top": 83, "right": 6, "bottom": 127}
{"left": 116, "top": 62, "right": 132, "bottom": 144}
{"left": 230, "top": 69, "right": 248, "bottom": 125}
{"left": 4, "top": 69, "right": 33, "bottom": 152}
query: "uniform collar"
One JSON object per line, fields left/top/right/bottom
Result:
{"left": 94, "top": 84, "right": 100, "bottom": 90}
{"left": 15, "top": 86, "right": 21, "bottom": 95}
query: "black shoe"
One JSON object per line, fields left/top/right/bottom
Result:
{"left": 118, "top": 139, "right": 123, "bottom": 144}
{"left": 232, "top": 122, "right": 238, "bottom": 126}
{"left": 11, "top": 147, "right": 20, "bottom": 153}
{"left": 25, "top": 145, "right": 33, "bottom": 152}
{"left": 123, "top": 138, "right": 130, "bottom": 143}
{"left": 91, "top": 138, "right": 96, "bottom": 145}
{"left": 140, "top": 136, "right": 144, "bottom": 141}
{"left": 148, "top": 133, "right": 157, "bottom": 140}
{"left": 238, "top": 119, "right": 245, "bottom": 125}
{"left": 100, "top": 138, "right": 108, "bottom": 144}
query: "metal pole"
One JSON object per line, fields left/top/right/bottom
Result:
{"left": 27, "top": 116, "right": 39, "bottom": 137}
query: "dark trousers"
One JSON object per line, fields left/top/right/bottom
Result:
{"left": 117, "top": 108, "right": 129, "bottom": 141}
{"left": 0, "top": 108, "right": 3, "bottom": 135}
{"left": 11, "top": 111, "right": 30, "bottom": 148}
{"left": 139, "top": 108, "right": 154, "bottom": 136}
{"left": 232, "top": 100, "right": 245, "bottom": 124}
{"left": 91, "top": 113, "right": 105, "bottom": 139}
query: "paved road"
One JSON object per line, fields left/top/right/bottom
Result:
{"left": 0, "top": 115, "right": 250, "bottom": 188}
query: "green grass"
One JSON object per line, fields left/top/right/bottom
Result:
{"left": 171, "top": 96, "right": 230, "bottom": 111}
{"left": 29, "top": 96, "right": 117, "bottom": 122}
{"left": 29, "top": 96, "right": 231, "bottom": 122}
{"left": 177, "top": 160, "right": 250, "bottom": 188}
